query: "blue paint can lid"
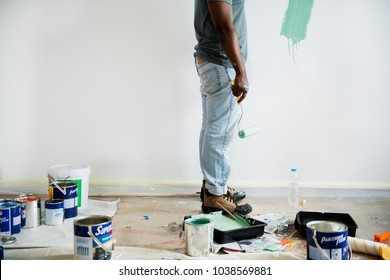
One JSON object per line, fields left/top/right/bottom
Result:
{"left": 0, "top": 202, "right": 19, "bottom": 209}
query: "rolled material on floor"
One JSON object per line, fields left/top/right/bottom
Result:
{"left": 238, "top": 126, "right": 259, "bottom": 139}
{"left": 348, "top": 236, "right": 388, "bottom": 257}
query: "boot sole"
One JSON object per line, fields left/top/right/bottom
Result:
{"left": 202, "top": 203, "right": 252, "bottom": 215}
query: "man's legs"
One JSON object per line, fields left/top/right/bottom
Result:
{"left": 196, "top": 58, "right": 251, "bottom": 214}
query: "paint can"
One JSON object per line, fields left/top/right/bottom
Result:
{"left": 306, "top": 220, "right": 351, "bottom": 260}
{"left": 73, "top": 215, "right": 113, "bottom": 260}
{"left": 185, "top": 218, "right": 213, "bottom": 257}
{"left": 44, "top": 199, "right": 64, "bottom": 226}
{"left": 15, "top": 195, "right": 41, "bottom": 228}
{"left": 48, "top": 182, "right": 78, "bottom": 219}
{"left": 17, "top": 194, "right": 40, "bottom": 228}
{"left": 0, "top": 202, "right": 21, "bottom": 235}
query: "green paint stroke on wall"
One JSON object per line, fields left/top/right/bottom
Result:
{"left": 281, "top": 0, "right": 314, "bottom": 59}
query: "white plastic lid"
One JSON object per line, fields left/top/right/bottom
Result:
{"left": 48, "top": 164, "right": 91, "bottom": 178}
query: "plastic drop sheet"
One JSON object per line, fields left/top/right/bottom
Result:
{"left": 3, "top": 246, "right": 306, "bottom": 260}
{"left": 2, "top": 199, "right": 119, "bottom": 248}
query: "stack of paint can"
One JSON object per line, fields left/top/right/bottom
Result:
{"left": 48, "top": 181, "right": 78, "bottom": 219}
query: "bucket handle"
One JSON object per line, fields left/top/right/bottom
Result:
{"left": 87, "top": 226, "right": 114, "bottom": 253}
{"left": 312, "top": 230, "right": 352, "bottom": 260}
{"left": 48, "top": 174, "right": 67, "bottom": 196}
{"left": 312, "top": 230, "right": 331, "bottom": 260}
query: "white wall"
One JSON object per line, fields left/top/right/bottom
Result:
{"left": 1, "top": 0, "right": 389, "bottom": 189}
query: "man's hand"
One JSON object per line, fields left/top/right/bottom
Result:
{"left": 232, "top": 76, "right": 249, "bottom": 104}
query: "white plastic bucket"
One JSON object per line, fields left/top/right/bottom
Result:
{"left": 48, "top": 164, "right": 91, "bottom": 209}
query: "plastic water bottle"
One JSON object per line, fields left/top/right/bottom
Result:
{"left": 288, "top": 168, "right": 299, "bottom": 207}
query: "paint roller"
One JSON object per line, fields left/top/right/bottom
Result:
{"left": 237, "top": 104, "right": 259, "bottom": 139}
{"left": 232, "top": 79, "right": 259, "bottom": 139}
{"left": 348, "top": 236, "right": 390, "bottom": 260}
{"left": 238, "top": 126, "right": 260, "bottom": 139}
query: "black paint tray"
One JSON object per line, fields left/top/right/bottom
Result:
{"left": 184, "top": 211, "right": 266, "bottom": 244}
{"left": 294, "top": 211, "right": 358, "bottom": 237}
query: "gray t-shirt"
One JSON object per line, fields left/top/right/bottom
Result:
{"left": 194, "top": 0, "right": 247, "bottom": 68}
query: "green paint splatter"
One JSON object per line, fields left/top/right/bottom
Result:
{"left": 281, "top": 0, "right": 315, "bottom": 60}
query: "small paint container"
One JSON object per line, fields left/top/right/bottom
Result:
{"left": 18, "top": 194, "right": 41, "bottom": 228}
{"left": 44, "top": 199, "right": 64, "bottom": 226}
{"left": 15, "top": 195, "right": 41, "bottom": 228}
{"left": 0, "top": 202, "right": 21, "bottom": 235}
{"left": 74, "top": 215, "right": 113, "bottom": 260}
{"left": 184, "top": 218, "right": 213, "bottom": 257}
{"left": 48, "top": 182, "right": 78, "bottom": 219}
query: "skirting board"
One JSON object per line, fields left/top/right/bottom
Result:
{"left": 0, "top": 179, "right": 389, "bottom": 198}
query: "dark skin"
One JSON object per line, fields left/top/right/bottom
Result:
{"left": 208, "top": 1, "right": 248, "bottom": 103}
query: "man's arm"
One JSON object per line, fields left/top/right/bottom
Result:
{"left": 208, "top": 1, "right": 248, "bottom": 103}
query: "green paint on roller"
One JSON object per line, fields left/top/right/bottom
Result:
{"left": 238, "top": 126, "right": 259, "bottom": 139}
{"left": 280, "top": 0, "right": 315, "bottom": 60}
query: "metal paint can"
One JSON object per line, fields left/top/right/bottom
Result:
{"left": 17, "top": 194, "right": 39, "bottom": 228}
{"left": 185, "top": 218, "right": 213, "bottom": 257}
{"left": 44, "top": 199, "right": 64, "bottom": 226}
{"left": 306, "top": 220, "right": 350, "bottom": 260}
{"left": 15, "top": 195, "right": 41, "bottom": 228}
{"left": 73, "top": 215, "right": 113, "bottom": 260}
{"left": 0, "top": 202, "right": 21, "bottom": 235}
{"left": 48, "top": 182, "right": 78, "bottom": 219}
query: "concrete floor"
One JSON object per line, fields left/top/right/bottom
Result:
{"left": 1, "top": 186, "right": 389, "bottom": 260}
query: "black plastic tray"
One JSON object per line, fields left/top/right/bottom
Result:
{"left": 184, "top": 213, "right": 266, "bottom": 244}
{"left": 294, "top": 211, "right": 358, "bottom": 237}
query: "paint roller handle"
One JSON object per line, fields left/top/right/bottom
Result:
{"left": 374, "top": 232, "right": 390, "bottom": 243}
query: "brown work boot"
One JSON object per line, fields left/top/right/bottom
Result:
{"left": 200, "top": 180, "right": 246, "bottom": 202}
{"left": 202, "top": 189, "right": 252, "bottom": 215}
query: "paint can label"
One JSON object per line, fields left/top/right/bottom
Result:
{"left": 0, "top": 202, "right": 21, "bottom": 235}
{"left": 44, "top": 199, "right": 64, "bottom": 226}
{"left": 306, "top": 220, "right": 349, "bottom": 260}
{"left": 49, "top": 182, "right": 78, "bottom": 219}
{"left": 74, "top": 216, "right": 113, "bottom": 260}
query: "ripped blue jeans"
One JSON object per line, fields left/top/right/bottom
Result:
{"left": 195, "top": 57, "right": 241, "bottom": 195}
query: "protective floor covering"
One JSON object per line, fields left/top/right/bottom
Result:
{"left": 1, "top": 188, "right": 389, "bottom": 260}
